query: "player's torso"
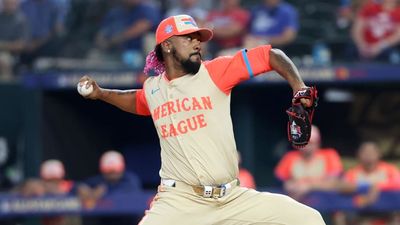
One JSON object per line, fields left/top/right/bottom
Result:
{"left": 143, "top": 64, "right": 239, "bottom": 186}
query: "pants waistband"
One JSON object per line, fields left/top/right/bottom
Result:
{"left": 161, "top": 179, "right": 239, "bottom": 198}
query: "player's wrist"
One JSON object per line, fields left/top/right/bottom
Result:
{"left": 98, "top": 88, "right": 107, "bottom": 100}
{"left": 292, "top": 84, "right": 308, "bottom": 95}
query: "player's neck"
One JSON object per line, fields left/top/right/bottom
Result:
{"left": 165, "top": 64, "right": 188, "bottom": 80}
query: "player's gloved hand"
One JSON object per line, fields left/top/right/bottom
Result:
{"left": 78, "top": 75, "right": 102, "bottom": 100}
{"left": 286, "top": 86, "right": 318, "bottom": 148}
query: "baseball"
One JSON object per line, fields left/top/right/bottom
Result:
{"left": 77, "top": 80, "right": 93, "bottom": 97}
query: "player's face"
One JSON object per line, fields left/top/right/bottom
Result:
{"left": 169, "top": 33, "right": 202, "bottom": 74}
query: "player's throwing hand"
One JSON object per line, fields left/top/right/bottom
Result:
{"left": 77, "top": 75, "right": 101, "bottom": 100}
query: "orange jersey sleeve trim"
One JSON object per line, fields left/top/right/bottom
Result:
{"left": 135, "top": 89, "right": 151, "bottom": 116}
{"left": 204, "top": 45, "right": 272, "bottom": 95}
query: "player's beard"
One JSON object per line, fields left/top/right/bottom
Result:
{"left": 172, "top": 49, "right": 201, "bottom": 75}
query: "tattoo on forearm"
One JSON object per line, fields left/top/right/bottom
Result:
{"left": 116, "top": 90, "right": 137, "bottom": 95}
{"left": 102, "top": 89, "right": 136, "bottom": 97}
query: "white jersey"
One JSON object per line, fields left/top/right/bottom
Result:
{"left": 136, "top": 46, "right": 273, "bottom": 185}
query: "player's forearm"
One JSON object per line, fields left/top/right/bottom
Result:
{"left": 98, "top": 89, "right": 138, "bottom": 114}
{"left": 269, "top": 48, "right": 306, "bottom": 93}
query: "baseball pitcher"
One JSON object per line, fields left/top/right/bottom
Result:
{"left": 78, "top": 14, "right": 323, "bottom": 225}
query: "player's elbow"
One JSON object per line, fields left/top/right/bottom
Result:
{"left": 269, "top": 48, "right": 290, "bottom": 69}
{"left": 270, "top": 48, "right": 286, "bottom": 59}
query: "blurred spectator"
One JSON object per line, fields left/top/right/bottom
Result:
{"left": 19, "top": 0, "right": 65, "bottom": 67}
{"left": 244, "top": 0, "right": 298, "bottom": 49}
{"left": 166, "top": 0, "right": 212, "bottom": 12}
{"left": 60, "top": 0, "right": 115, "bottom": 58}
{"left": 337, "top": 142, "right": 400, "bottom": 225}
{"left": 77, "top": 150, "right": 142, "bottom": 225}
{"left": 0, "top": 0, "right": 28, "bottom": 80}
{"left": 40, "top": 159, "right": 74, "bottom": 195}
{"left": 237, "top": 151, "right": 256, "bottom": 189}
{"left": 337, "top": 0, "right": 370, "bottom": 29}
{"left": 0, "top": 137, "right": 12, "bottom": 190}
{"left": 40, "top": 159, "right": 79, "bottom": 225}
{"left": 274, "top": 125, "right": 343, "bottom": 199}
{"left": 344, "top": 141, "right": 400, "bottom": 191}
{"left": 165, "top": 1, "right": 209, "bottom": 58}
{"left": 18, "top": 178, "right": 46, "bottom": 197}
{"left": 206, "top": 0, "right": 250, "bottom": 56}
{"left": 51, "top": 0, "right": 70, "bottom": 26}
{"left": 90, "top": 0, "right": 160, "bottom": 68}
{"left": 165, "top": 0, "right": 207, "bottom": 25}
{"left": 351, "top": 0, "right": 400, "bottom": 62}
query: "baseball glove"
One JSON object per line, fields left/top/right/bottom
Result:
{"left": 286, "top": 87, "right": 318, "bottom": 148}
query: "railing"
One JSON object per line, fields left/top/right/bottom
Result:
{"left": 1, "top": 189, "right": 400, "bottom": 218}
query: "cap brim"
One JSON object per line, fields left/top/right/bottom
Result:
{"left": 178, "top": 28, "right": 213, "bottom": 42}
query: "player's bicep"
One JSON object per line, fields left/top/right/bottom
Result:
{"left": 206, "top": 45, "right": 272, "bottom": 94}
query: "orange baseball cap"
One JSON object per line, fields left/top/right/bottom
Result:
{"left": 40, "top": 159, "right": 65, "bottom": 180}
{"left": 156, "top": 14, "right": 213, "bottom": 45}
{"left": 100, "top": 151, "right": 125, "bottom": 173}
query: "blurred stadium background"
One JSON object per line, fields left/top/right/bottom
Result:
{"left": 0, "top": 0, "right": 400, "bottom": 224}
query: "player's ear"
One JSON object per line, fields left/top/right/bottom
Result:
{"left": 161, "top": 41, "right": 172, "bottom": 54}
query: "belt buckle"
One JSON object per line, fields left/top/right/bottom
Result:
{"left": 203, "top": 182, "right": 230, "bottom": 198}
{"left": 203, "top": 186, "right": 213, "bottom": 198}
{"left": 218, "top": 185, "right": 226, "bottom": 198}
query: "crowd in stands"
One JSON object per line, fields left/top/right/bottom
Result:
{"left": 275, "top": 125, "right": 400, "bottom": 225}
{"left": 1, "top": 124, "right": 400, "bottom": 225}
{"left": 0, "top": 0, "right": 399, "bottom": 81}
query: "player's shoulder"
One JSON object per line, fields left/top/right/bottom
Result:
{"left": 143, "top": 74, "right": 162, "bottom": 85}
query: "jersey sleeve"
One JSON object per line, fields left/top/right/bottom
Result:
{"left": 135, "top": 89, "right": 151, "bottom": 116}
{"left": 204, "top": 45, "right": 273, "bottom": 94}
